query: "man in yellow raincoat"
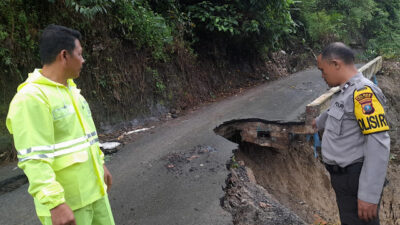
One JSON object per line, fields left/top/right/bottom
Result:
{"left": 6, "top": 25, "right": 115, "bottom": 225}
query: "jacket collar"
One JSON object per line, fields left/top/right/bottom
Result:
{"left": 18, "top": 69, "right": 77, "bottom": 91}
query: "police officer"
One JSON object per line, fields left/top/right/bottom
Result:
{"left": 313, "top": 42, "right": 390, "bottom": 225}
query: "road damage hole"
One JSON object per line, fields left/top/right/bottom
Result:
{"left": 217, "top": 132, "right": 339, "bottom": 224}
{"left": 221, "top": 162, "right": 306, "bottom": 225}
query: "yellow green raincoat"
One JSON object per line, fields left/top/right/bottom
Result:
{"left": 6, "top": 69, "right": 106, "bottom": 217}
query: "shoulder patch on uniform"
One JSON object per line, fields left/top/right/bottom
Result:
{"left": 354, "top": 86, "right": 389, "bottom": 134}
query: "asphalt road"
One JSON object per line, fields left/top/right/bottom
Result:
{"left": 0, "top": 67, "right": 329, "bottom": 225}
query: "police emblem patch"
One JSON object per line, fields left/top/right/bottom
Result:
{"left": 354, "top": 86, "right": 389, "bottom": 134}
{"left": 355, "top": 92, "right": 375, "bottom": 115}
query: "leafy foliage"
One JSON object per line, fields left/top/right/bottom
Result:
{"left": 113, "top": 0, "right": 173, "bottom": 61}
{"left": 63, "top": 0, "right": 115, "bottom": 18}
{"left": 364, "top": 0, "right": 400, "bottom": 58}
{"left": 0, "top": 0, "right": 40, "bottom": 81}
{"left": 188, "top": 2, "right": 240, "bottom": 35}
{"left": 301, "top": 10, "right": 346, "bottom": 44}
{"left": 296, "top": 0, "right": 400, "bottom": 59}
{"left": 184, "top": 0, "right": 295, "bottom": 58}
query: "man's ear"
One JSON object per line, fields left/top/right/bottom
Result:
{"left": 62, "top": 50, "right": 68, "bottom": 59}
{"left": 332, "top": 59, "right": 342, "bottom": 70}
{"left": 59, "top": 50, "right": 68, "bottom": 64}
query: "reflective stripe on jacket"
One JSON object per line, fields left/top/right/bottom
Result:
{"left": 6, "top": 69, "right": 106, "bottom": 216}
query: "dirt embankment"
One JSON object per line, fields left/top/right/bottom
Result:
{"left": 223, "top": 139, "right": 339, "bottom": 224}
{"left": 221, "top": 61, "right": 400, "bottom": 225}
{"left": 377, "top": 61, "right": 400, "bottom": 225}
{"left": 222, "top": 161, "right": 306, "bottom": 225}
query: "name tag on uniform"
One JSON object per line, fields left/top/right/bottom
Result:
{"left": 330, "top": 101, "right": 344, "bottom": 120}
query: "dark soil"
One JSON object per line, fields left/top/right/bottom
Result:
{"left": 162, "top": 145, "right": 221, "bottom": 179}
{"left": 376, "top": 61, "right": 400, "bottom": 225}
{"left": 221, "top": 161, "right": 306, "bottom": 225}
{"left": 378, "top": 61, "right": 400, "bottom": 159}
{"left": 232, "top": 140, "right": 339, "bottom": 224}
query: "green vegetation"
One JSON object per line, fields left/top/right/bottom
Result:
{"left": 1, "top": 0, "right": 399, "bottom": 82}
{"left": 113, "top": 0, "right": 173, "bottom": 60}
{"left": 294, "top": 0, "right": 400, "bottom": 58}
{"left": 186, "top": 0, "right": 294, "bottom": 58}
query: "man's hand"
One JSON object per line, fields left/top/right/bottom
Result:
{"left": 312, "top": 119, "right": 318, "bottom": 132}
{"left": 358, "top": 199, "right": 378, "bottom": 222}
{"left": 104, "top": 165, "right": 112, "bottom": 192}
{"left": 50, "top": 203, "right": 76, "bottom": 225}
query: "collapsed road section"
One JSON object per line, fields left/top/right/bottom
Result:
{"left": 215, "top": 118, "right": 338, "bottom": 224}
{"left": 214, "top": 57, "right": 400, "bottom": 225}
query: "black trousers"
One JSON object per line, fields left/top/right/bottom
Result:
{"left": 327, "top": 162, "right": 380, "bottom": 225}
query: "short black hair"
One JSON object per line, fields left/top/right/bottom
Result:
{"left": 39, "top": 24, "right": 82, "bottom": 65}
{"left": 321, "top": 42, "right": 355, "bottom": 65}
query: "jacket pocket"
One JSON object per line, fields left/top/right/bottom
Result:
{"left": 52, "top": 105, "right": 75, "bottom": 120}
{"left": 53, "top": 150, "right": 88, "bottom": 171}
{"left": 326, "top": 108, "right": 344, "bottom": 135}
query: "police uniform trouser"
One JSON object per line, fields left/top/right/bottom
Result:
{"left": 327, "top": 162, "right": 380, "bottom": 225}
{"left": 39, "top": 195, "right": 115, "bottom": 225}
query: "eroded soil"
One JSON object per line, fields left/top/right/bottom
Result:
{"left": 226, "top": 140, "right": 339, "bottom": 225}
{"left": 222, "top": 161, "right": 306, "bottom": 225}
{"left": 378, "top": 61, "right": 400, "bottom": 225}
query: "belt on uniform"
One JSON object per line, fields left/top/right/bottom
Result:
{"left": 325, "top": 162, "right": 363, "bottom": 174}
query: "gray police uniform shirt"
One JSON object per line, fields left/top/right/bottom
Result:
{"left": 316, "top": 72, "right": 390, "bottom": 204}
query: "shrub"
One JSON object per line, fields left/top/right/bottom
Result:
{"left": 113, "top": 0, "right": 173, "bottom": 61}
{"left": 297, "top": 0, "right": 400, "bottom": 58}
{"left": 185, "top": 0, "right": 295, "bottom": 58}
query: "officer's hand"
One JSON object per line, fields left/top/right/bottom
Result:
{"left": 50, "top": 203, "right": 76, "bottom": 225}
{"left": 104, "top": 165, "right": 112, "bottom": 192}
{"left": 312, "top": 119, "right": 317, "bottom": 132}
{"left": 358, "top": 199, "right": 378, "bottom": 222}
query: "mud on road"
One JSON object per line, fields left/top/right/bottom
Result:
{"left": 219, "top": 60, "right": 400, "bottom": 225}
{"left": 163, "top": 145, "right": 222, "bottom": 179}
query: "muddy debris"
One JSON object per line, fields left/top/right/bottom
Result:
{"left": 163, "top": 145, "right": 222, "bottom": 178}
{"left": 221, "top": 161, "right": 306, "bottom": 225}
